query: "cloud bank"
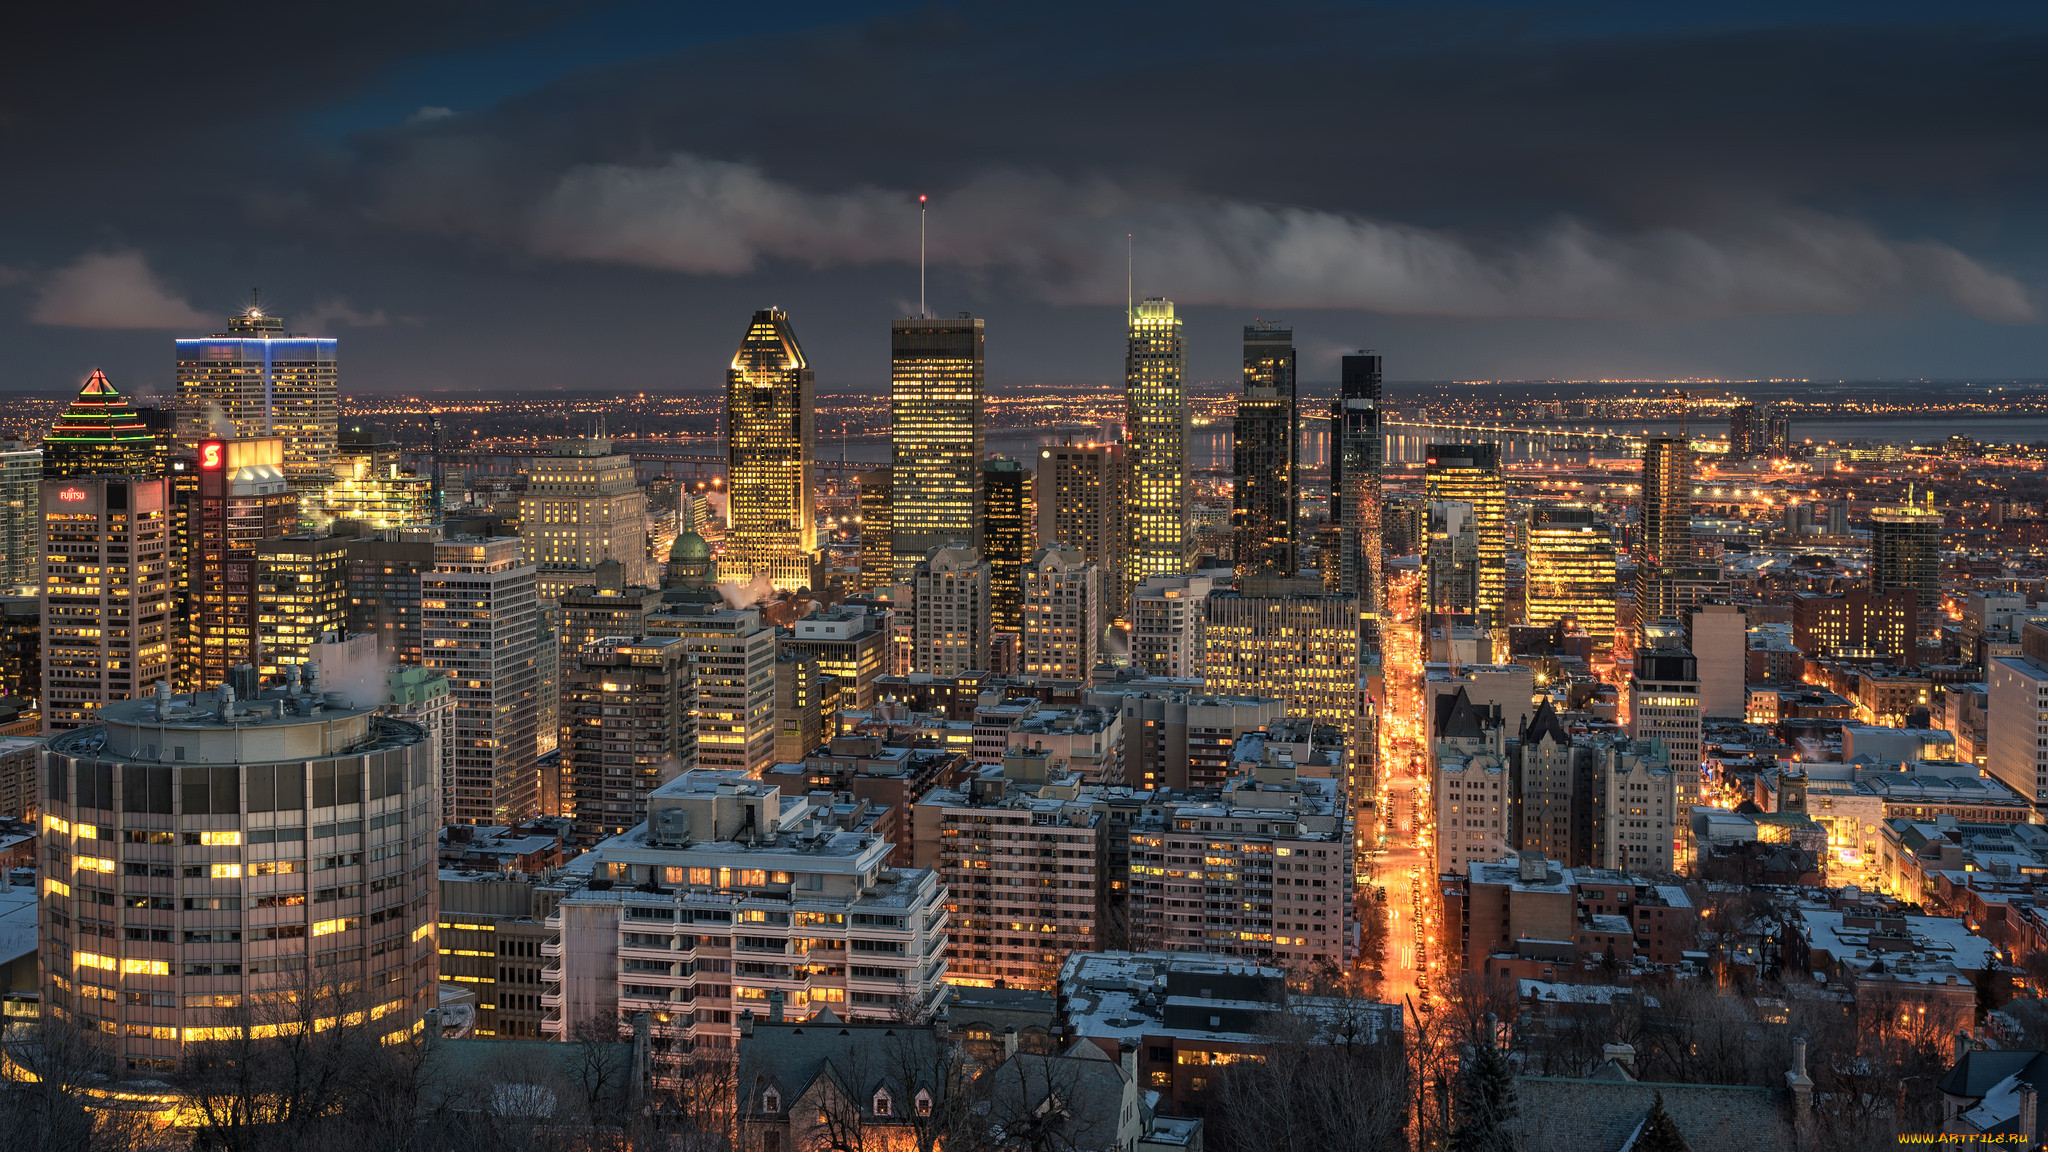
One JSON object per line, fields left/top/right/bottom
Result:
{"left": 31, "top": 249, "right": 212, "bottom": 329}
{"left": 443, "top": 153, "right": 2034, "bottom": 324}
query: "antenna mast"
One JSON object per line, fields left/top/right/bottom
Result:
{"left": 1127, "top": 233, "right": 1133, "bottom": 321}
{"left": 918, "top": 194, "right": 928, "bottom": 319}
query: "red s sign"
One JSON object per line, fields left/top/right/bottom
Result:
{"left": 200, "top": 441, "right": 224, "bottom": 470}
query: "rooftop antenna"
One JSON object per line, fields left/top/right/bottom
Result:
{"left": 918, "top": 194, "right": 928, "bottom": 319}
{"left": 1127, "top": 233, "right": 1134, "bottom": 323}
{"left": 249, "top": 286, "right": 261, "bottom": 316}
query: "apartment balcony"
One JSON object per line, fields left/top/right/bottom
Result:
{"left": 540, "top": 1011, "right": 563, "bottom": 1036}
{"left": 540, "top": 964, "right": 562, "bottom": 983}
{"left": 540, "top": 990, "right": 562, "bottom": 1010}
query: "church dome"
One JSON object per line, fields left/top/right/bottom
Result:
{"left": 670, "top": 531, "right": 710, "bottom": 562}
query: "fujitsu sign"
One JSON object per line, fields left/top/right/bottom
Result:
{"left": 58, "top": 488, "right": 87, "bottom": 502}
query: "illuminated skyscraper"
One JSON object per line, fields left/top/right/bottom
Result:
{"left": 0, "top": 442, "right": 39, "bottom": 593}
{"left": 1234, "top": 322, "right": 1298, "bottom": 578}
{"left": 910, "top": 546, "right": 991, "bottom": 676}
{"left": 723, "top": 308, "right": 820, "bottom": 591}
{"left": 1633, "top": 436, "right": 1691, "bottom": 637}
{"left": 1202, "top": 578, "right": 1360, "bottom": 730}
{"left": 254, "top": 535, "right": 349, "bottom": 676}
{"left": 1022, "top": 547, "right": 1100, "bottom": 679}
{"left": 39, "top": 475, "right": 172, "bottom": 731}
{"left": 187, "top": 437, "right": 298, "bottom": 690}
{"left": 1332, "top": 352, "right": 1383, "bottom": 626}
{"left": 42, "top": 371, "right": 161, "bottom": 480}
{"left": 1035, "top": 440, "right": 1124, "bottom": 611}
{"left": 1524, "top": 504, "right": 1617, "bottom": 653}
{"left": 1125, "top": 297, "right": 1186, "bottom": 599}
{"left": 1871, "top": 495, "right": 1944, "bottom": 614}
{"left": 983, "top": 457, "right": 1028, "bottom": 633}
{"left": 423, "top": 536, "right": 541, "bottom": 824}
{"left": 1424, "top": 444, "right": 1506, "bottom": 626}
{"left": 857, "top": 468, "right": 893, "bottom": 592}
{"left": 564, "top": 636, "right": 696, "bottom": 843}
{"left": 174, "top": 304, "right": 338, "bottom": 504}
{"left": 890, "top": 315, "right": 985, "bottom": 578}
{"left": 519, "top": 432, "right": 653, "bottom": 603}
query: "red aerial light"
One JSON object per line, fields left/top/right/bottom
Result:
{"left": 200, "top": 441, "right": 225, "bottom": 470}
{"left": 58, "top": 488, "right": 87, "bottom": 502}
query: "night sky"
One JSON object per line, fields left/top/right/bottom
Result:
{"left": 5, "top": 1, "right": 2048, "bottom": 395}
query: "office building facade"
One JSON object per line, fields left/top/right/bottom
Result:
{"left": 40, "top": 685, "right": 439, "bottom": 1072}
{"left": 1523, "top": 504, "right": 1617, "bottom": 653}
{"left": 0, "top": 442, "right": 40, "bottom": 593}
{"left": 1332, "top": 352, "right": 1383, "bottom": 622}
{"left": 910, "top": 546, "right": 992, "bottom": 677}
{"left": 1022, "top": 548, "right": 1101, "bottom": 681}
{"left": 890, "top": 315, "right": 986, "bottom": 578}
{"left": 186, "top": 437, "right": 298, "bottom": 691}
{"left": 1125, "top": 298, "right": 1187, "bottom": 598}
{"left": 1130, "top": 572, "right": 1222, "bottom": 679}
{"left": 1202, "top": 581, "right": 1360, "bottom": 730}
{"left": 175, "top": 306, "right": 339, "bottom": 503}
{"left": 1870, "top": 499, "right": 1944, "bottom": 614}
{"left": 41, "top": 476, "right": 173, "bottom": 731}
{"left": 520, "top": 434, "right": 653, "bottom": 602}
{"left": 422, "top": 537, "right": 541, "bottom": 825}
{"left": 856, "top": 468, "right": 893, "bottom": 592}
{"left": 1233, "top": 323, "right": 1298, "bottom": 578}
{"left": 1633, "top": 435, "right": 1692, "bottom": 638}
{"left": 646, "top": 605, "right": 779, "bottom": 774}
{"left": 724, "top": 308, "right": 821, "bottom": 592}
{"left": 253, "top": 536, "right": 349, "bottom": 677}
{"left": 1424, "top": 445, "right": 1506, "bottom": 627}
{"left": 983, "top": 458, "right": 1029, "bottom": 634}
{"left": 1035, "top": 440, "right": 1124, "bottom": 612}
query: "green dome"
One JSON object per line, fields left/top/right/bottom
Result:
{"left": 670, "top": 531, "right": 710, "bottom": 562}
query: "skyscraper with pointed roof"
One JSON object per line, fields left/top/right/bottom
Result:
{"left": 41, "top": 371, "right": 162, "bottom": 480}
{"left": 722, "top": 308, "right": 820, "bottom": 592}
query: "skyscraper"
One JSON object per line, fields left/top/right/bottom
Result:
{"left": 1524, "top": 504, "right": 1617, "bottom": 654}
{"left": 42, "top": 371, "right": 162, "bottom": 480}
{"left": 186, "top": 436, "right": 298, "bottom": 690}
{"left": 40, "top": 684, "right": 439, "bottom": 1068}
{"left": 857, "top": 467, "right": 893, "bottom": 592}
{"left": 1203, "top": 578, "right": 1360, "bottom": 730}
{"left": 982, "top": 457, "right": 1028, "bottom": 634}
{"left": 1871, "top": 495, "right": 1944, "bottom": 614}
{"left": 174, "top": 303, "right": 338, "bottom": 503}
{"left": 423, "top": 536, "right": 541, "bottom": 825}
{"left": 1728, "top": 403, "right": 1764, "bottom": 458}
{"left": 1022, "top": 547, "right": 1100, "bottom": 680}
{"left": 1634, "top": 435, "right": 1692, "bottom": 637}
{"left": 1234, "top": 322, "right": 1298, "bottom": 578}
{"left": 0, "top": 442, "right": 39, "bottom": 593}
{"left": 519, "top": 431, "right": 652, "bottom": 603}
{"left": 564, "top": 636, "right": 696, "bottom": 842}
{"left": 253, "top": 535, "right": 349, "bottom": 676}
{"left": 1333, "top": 352, "right": 1384, "bottom": 627}
{"left": 1424, "top": 445, "right": 1506, "bottom": 626}
{"left": 890, "top": 314, "right": 985, "bottom": 579}
{"left": 1125, "top": 298, "right": 1187, "bottom": 600}
{"left": 1035, "top": 439, "right": 1124, "bottom": 610}
{"left": 39, "top": 475, "right": 172, "bottom": 731}
{"left": 723, "top": 308, "right": 820, "bottom": 592}
{"left": 645, "top": 604, "right": 779, "bottom": 774}
{"left": 910, "top": 546, "right": 991, "bottom": 676}
{"left": 320, "top": 423, "right": 432, "bottom": 531}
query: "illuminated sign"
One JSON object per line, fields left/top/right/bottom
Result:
{"left": 58, "top": 489, "right": 87, "bottom": 502}
{"left": 200, "top": 441, "right": 225, "bottom": 470}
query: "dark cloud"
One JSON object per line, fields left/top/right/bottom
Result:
{"left": 4, "top": 3, "right": 2047, "bottom": 391}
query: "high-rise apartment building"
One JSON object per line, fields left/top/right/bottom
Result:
{"left": 1629, "top": 648, "right": 1701, "bottom": 864}
{"left": 1234, "top": 323, "right": 1298, "bottom": 578}
{"left": 1129, "top": 760, "right": 1352, "bottom": 966}
{"left": 1633, "top": 435, "right": 1692, "bottom": 640}
{"left": 1130, "top": 571, "right": 1223, "bottom": 679}
{"left": 890, "top": 315, "right": 986, "bottom": 578}
{"left": 42, "top": 371, "right": 162, "bottom": 480}
{"left": 520, "top": 433, "right": 653, "bottom": 602}
{"left": 910, "top": 546, "right": 992, "bottom": 677}
{"left": 1523, "top": 504, "right": 1617, "bottom": 653}
{"left": 543, "top": 771, "right": 950, "bottom": 1068}
{"left": 186, "top": 437, "right": 298, "bottom": 690}
{"left": 1988, "top": 622, "right": 2048, "bottom": 811}
{"left": 39, "top": 684, "right": 439, "bottom": 1071}
{"left": 1035, "top": 440, "right": 1124, "bottom": 611}
{"left": 253, "top": 536, "right": 349, "bottom": 676}
{"left": 342, "top": 534, "right": 438, "bottom": 665}
{"left": 724, "top": 308, "right": 820, "bottom": 592}
{"left": 1125, "top": 298, "right": 1187, "bottom": 599}
{"left": 40, "top": 476, "right": 172, "bottom": 731}
{"left": 1598, "top": 738, "right": 1676, "bottom": 874}
{"left": 564, "top": 636, "right": 696, "bottom": 843}
{"left": 422, "top": 537, "right": 540, "bottom": 824}
{"left": 1022, "top": 548, "right": 1100, "bottom": 680}
{"left": 1870, "top": 497, "right": 1944, "bottom": 614}
{"left": 0, "top": 442, "right": 39, "bottom": 593}
{"left": 857, "top": 468, "right": 893, "bottom": 592}
{"left": 175, "top": 305, "right": 338, "bottom": 503}
{"left": 1332, "top": 352, "right": 1383, "bottom": 625}
{"left": 1202, "top": 579, "right": 1360, "bottom": 730}
{"left": 983, "top": 458, "right": 1029, "bottom": 634}
{"left": 1425, "top": 500, "right": 1483, "bottom": 618}
{"left": 557, "top": 562, "right": 664, "bottom": 657}
{"left": 646, "top": 605, "right": 779, "bottom": 774}
{"left": 320, "top": 424, "right": 432, "bottom": 531}
{"left": 1424, "top": 445, "right": 1506, "bottom": 626}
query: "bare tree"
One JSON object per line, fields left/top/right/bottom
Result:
{"left": 0, "top": 1016, "right": 162, "bottom": 1152}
